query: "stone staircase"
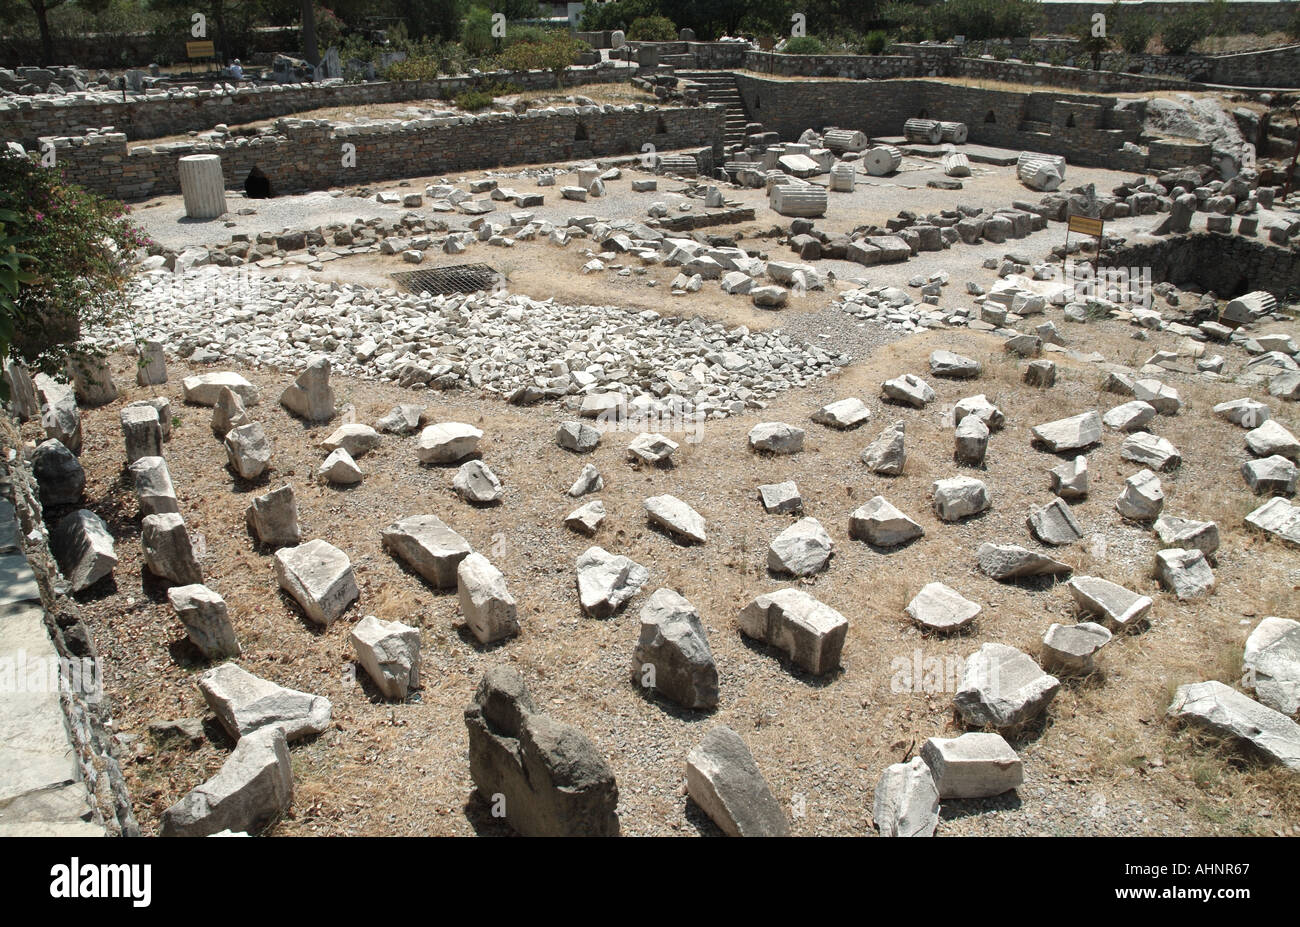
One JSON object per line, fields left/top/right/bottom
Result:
{"left": 674, "top": 70, "right": 750, "bottom": 151}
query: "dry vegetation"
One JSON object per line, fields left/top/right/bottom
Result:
{"left": 41, "top": 304, "right": 1300, "bottom": 837}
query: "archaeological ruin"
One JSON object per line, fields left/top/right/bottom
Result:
{"left": 1, "top": 0, "right": 1298, "bottom": 862}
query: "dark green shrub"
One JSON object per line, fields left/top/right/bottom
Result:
{"left": 628, "top": 16, "right": 677, "bottom": 41}
{"left": 454, "top": 89, "right": 497, "bottom": 110}
{"left": 1161, "top": 9, "right": 1207, "bottom": 55}
{"left": 862, "top": 30, "right": 890, "bottom": 55}
{"left": 0, "top": 150, "right": 144, "bottom": 379}
{"left": 1118, "top": 14, "right": 1156, "bottom": 54}
{"left": 782, "top": 35, "right": 828, "bottom": 55}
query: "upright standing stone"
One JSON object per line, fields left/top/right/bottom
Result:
{"left": 51, "top": 509, "right": 117, "bottom": 592}
{"left": 631, "top": 588, "right": 718, "bottom": 710}
{"left": 178, "top": 153, "right": 228, "bottom": 219}
{"left": 279, "top": 356, "right": 335, "bottom": 423}
{"left": 141, "top": 512, "right": 203, "bottom": 585}
{"left": 349, "top": 615, "right": 420, "bottom": 699}
{"left": 36, "top": 375, "right": 82, "bottom": 454}
{"left": 686, "top": 726, "right": 789, "bottom": 837}
{"left": 1243, "top": 617, "right": 1300, "bottom": 716}
{"left": 464, "top": 666, "right": 620, "bottom": 836}
{"left": 120, "top": 403, "right": 163, "bottom": 464}
{"left": 273, "top": 539, "right": 358, "bottom": 626}
{"left": 873, "top": 757, "right": 940, "bottom": 837}
{"left": 245, "top": 484, "right": 300, "bottom": 547}
{"left": 137, "top": 340, "right": 167, "bottom": 385}
{"left": 31, "top": 438, "right": 85, "bottom": 505}
{"left": 224, "top": 422, "right": 272, "bottom": 480}
{"left": 129, "top": 456, "right": 179, "bottom": 516}
{"left": 212, "top": 387, "right": 250, "bottom": 436}
{"left": 4, "top": 360, "right": 39, "bottom": 421}
{"left": 457, "top": 552, "right": 519, "bottom": 644}
{"left": 168, "top": 583, "right": 240, "bottom": 659}
{"left": 67, "top": 354, "right": 117, "bottom": 406}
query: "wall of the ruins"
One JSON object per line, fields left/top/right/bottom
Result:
{"left": 0, "top": 65, "right": 635, "bottom": 149}
{"left": 1107, "top": 233, "right": 1300, "bottom": 300}
{"left": 1037, "top": 1, "right": 1296, "bottom": 36}
{"left": 40, "top": 104, "right": 725, "bottom": 200}
{"left": 731, "top": 75, "right": 1156, "bottom": 170}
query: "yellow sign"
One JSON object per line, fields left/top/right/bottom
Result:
{"left": 1067, "top": 214, "right": 1104, "bottom": 237}
{"left": 186, "top": 40, "right": 215, "bottom": 59}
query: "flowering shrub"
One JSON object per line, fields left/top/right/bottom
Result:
{"left": 0, "top": 148, "right": 148, "bottom": 379}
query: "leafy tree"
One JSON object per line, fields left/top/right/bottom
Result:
{"left": 24, "top": 0, "right": 66, "bottom": 65}
{"left": 0, "top": 210, "right": 35, "bottom": 400}
{"left": 579, "top": 0, "right": 660, "bottom": 32}
{"left": 0, "top": 150, "right": 146, "bottom": 383}
{"left": 1069, "top": 15, "right": 1110, "bottom": 70}
{"left": 147, "top": 0, "right": 263, "bottom": 61}
{"left": 301, "top": 0, "right": 318, "bottom": 63}
{"left": 627, "top": 15, "right": 676, "bottom": 41}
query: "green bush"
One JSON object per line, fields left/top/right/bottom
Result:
{"left": 579, "top": 0, "right": 660, "bottom": 32}
{"left": 628, "top": 15, "right": 677, "bottom": 41}
{"left": 455, "top": 89, "right": 497, "bottom": 110}
{"left": 493, "top": 35, "right": 588, "bottom": 77}
{"left": 1289, "top": 6, "right": 1300, "bottom": 40}
{"left": 0, "top": 150, "right": 143, "bottom": 380}
{"left": 782, "top": 36, "right": 828, "bottom": 55}
{"left": 1161, "top": 9, "right": 1207, "bottom": 55}
{"left": 462, "top": 5, "right": 497, "bottom": 57}
{"left": 496, "top": 41, "right": 547, "bottom": 71}
{"left": 861, "top": 30, "right": 890, "bottom": 55}
{"left": 929, "top": 0, "right": 1042, "bottom": 41}
{"left": 383, "top": 56, "right": 441, "bottom": 80}
{"left": 1118, "top": 14, "right": 1156, "bottom": 54}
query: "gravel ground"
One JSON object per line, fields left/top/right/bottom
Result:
{"left": 58, "top": 142, "right": 1300, "bottom": 838}
{"left": 48, "top": 303, "right": 1300, "bottom": 837}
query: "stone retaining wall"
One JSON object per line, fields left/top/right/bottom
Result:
{"left": 41, "top": 104, "right": 725, "bottom": 200}
{"left": 732, "top": 75, "right": 1153, "bottom": 170}
{"left": 1038, "top": 1, "right": 1296, "bottom": 37}
{"left": 0, "top": 64, "right": 637, "bottom": 149}
{"left": 1106, "top": 233, "right": 1300, "bottom": 300}
{"left": 0, "top": 418, "right": 137, "bottom": 837}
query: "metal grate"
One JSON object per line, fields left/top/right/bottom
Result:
{"left": 391, "top": 263, "right": 501, "bottom": 296}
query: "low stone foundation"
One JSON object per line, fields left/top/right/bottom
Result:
{"left": 1105, "top": 233, "right": 1300, "bottom": 300}
{"left": 40, "top": 104, "right": 725, "bottom": 201}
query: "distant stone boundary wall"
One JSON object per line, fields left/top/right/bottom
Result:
{"left": 958, "top": 38, "right": 1300, "bottom": 88}
{"left": 0, "top": 26, "right": 300, "bottom": 70}
{"left": 1205, "top": 43, "right": 1300, "bottom": 87}
{"left": 1037, "top": 1, "right": 1296, "bottom": 36}
{"left": 643, "top": 38, "right": 1298, "bottom": 89}
{"left": 732, "top": 75, "right": 1162, "bottom": 171}
{"left": 0, "top": 64, "right": 637, "bottom": 149}
{"left": 41, "top": 104, "right": 724, "bottom": 201}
